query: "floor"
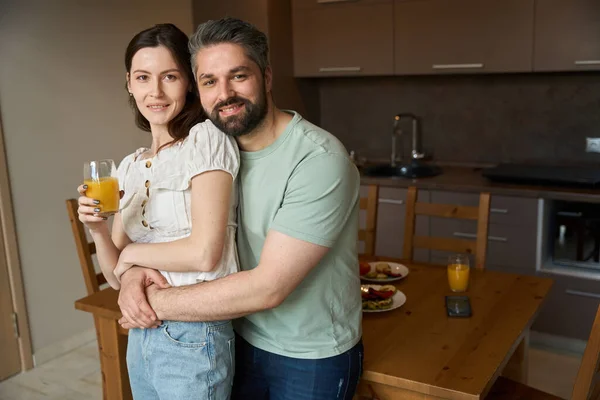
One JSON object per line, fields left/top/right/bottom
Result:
{"left": 0, "top": 340, "right": 583, "bottom": 400}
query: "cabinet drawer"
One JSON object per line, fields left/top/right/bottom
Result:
{"left": 293, "top": 0, "right": 389, "bottom": 9}
{"left": 429, "top": 220, "right": 537, "bottom": 270}
{"left": 293, "top": 1, "right": 393, "bottom": 76}
{"left": 430, "top": 191, "right": 538, "bottom": 227}
{"left": 532, "top": 274, "right": 600, "bottom": 340}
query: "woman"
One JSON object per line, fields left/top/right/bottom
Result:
{"left": 77, "top": 24, "right": 239, "bottom": 399}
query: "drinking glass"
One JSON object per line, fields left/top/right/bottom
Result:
{"left": 447, "top": 254, "right": 470, "bottom": 292}
{"left": 83, "top": 159, "right": 119, "bottom": 216}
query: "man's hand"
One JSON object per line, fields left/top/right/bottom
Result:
{"left": 117, "top": 267, "right": 170, "bottom": 329}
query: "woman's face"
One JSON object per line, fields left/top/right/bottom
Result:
{"left": 127, "top": 46, "right": 189, "bottom": 130}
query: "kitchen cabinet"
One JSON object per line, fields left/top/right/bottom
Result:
{"left": 532, "top": 273, "right": 600, "bottom": 340}
{"left": 393, "top": 0, "right": 535, "bottom": 75}
{"left": 427, "top": 191, "right": 539, "bottom": 271}
{"left": 374, "top": 187, "right": 430, "bottom": 263}
{"left": 292, "top": 0, "right": 394, "bottom": 77}
{"left": 534, "top": 0, "right": 600, "bottom": 72}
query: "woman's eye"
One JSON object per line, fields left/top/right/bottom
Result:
{"left": 136, "top": 75, "right": 148, "bottom": 81}
{"left": 164, "top": 74, "right": 177, "bottom": 81}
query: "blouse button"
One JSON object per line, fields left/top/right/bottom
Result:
{"left": 141, "top": 220, "right": 148, "bottom": 228}
{"left": 145, "top": 160, "right": 152, "bottom": 168}
{"left": 145, "top": 180, "right": 150, "bottom": 188}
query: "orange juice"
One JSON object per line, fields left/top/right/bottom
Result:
{"left": 447, "top": 263, "right": 469, "bottom": 292}
{"left": 84, "top": 177, "right": 119, "bottom": 215}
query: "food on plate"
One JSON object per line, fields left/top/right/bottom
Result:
{"left": 361, "top": 285, "right": 397, "bottom": 310}
{"left": 359, "top": 261, "right": 371, "bottom": 276}
{"left": 375, "top": 262, "right": 392, "bottom": 274}
{"left": 360, "top": 261, "right": 405, "bottom": 280}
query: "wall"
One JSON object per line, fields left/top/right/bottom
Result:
{"left": 318, "top": 72, "right": 600, "bottom": 166}
{"left": 0, "top": 0, "right": 192, "bottom": 356}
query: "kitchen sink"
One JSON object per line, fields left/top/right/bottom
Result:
{"left": 362, "top": 161, "right": 442, "bottom": 179}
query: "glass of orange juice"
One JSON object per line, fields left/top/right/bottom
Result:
{"left": 447, "top": 254, "right": 470, "bottom": 292}
{"left": 84, "top": 159, "right": 119, "bottom": 217}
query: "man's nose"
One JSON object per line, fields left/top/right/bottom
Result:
{"left": 216, "top": 80, "right": 235, "bottom": 102}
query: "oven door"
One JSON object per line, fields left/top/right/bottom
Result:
{"left": 553, "top": 209, "right": 600, "bottom": 271}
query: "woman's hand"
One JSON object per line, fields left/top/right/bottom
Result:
{"left": 77, "top": 184, "right": 107, "bottom": 231}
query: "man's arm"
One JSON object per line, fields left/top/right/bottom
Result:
{"left": 119, "top": 151, "right": 359, "bottom": 328}
{"left": 120, "top": 229, "right": 328, "bottom": 326}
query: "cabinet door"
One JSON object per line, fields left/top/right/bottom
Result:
{"left": 292, "top": 0, "right": 394, "bottom": 77}
{"left": 394, "top": 0, "right": 534, "bottom": 75}
{"left": 374, "top": 187, "right": 429, "bottom": 263}
{"left": 534, "top": 0, "right": 600, "bottom": 71}
{"left": 532, "top": 273, "right": 600, "bottom": 340}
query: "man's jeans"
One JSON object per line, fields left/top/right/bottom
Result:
{"left": 232, "top": 334, "right": 363, "bottom": 400}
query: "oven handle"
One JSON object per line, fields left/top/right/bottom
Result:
{"left": 565, "top": 289, "right": 600, "bottom": 299}
{"left": 557, "top": 211, "right": 583, "bottom": 217}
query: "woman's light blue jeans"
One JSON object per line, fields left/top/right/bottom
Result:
{"left": 126, "top": 320, "right": 235, "bottom": 400}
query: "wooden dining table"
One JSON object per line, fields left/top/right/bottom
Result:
{"left": 75, "top": 258, "right": 552, "bottom": 400}
{"left": 355, "top": 257, "right": 553, "bottom": 400}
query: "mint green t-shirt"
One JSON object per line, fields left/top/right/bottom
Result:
{"left": 233, "top": 111, "right": 362, "bottom": 359}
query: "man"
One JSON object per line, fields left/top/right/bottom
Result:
{"left": 118, "top": 17, "right": 362, "bottom": 399}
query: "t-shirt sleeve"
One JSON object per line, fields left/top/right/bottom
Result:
{"left": 116, "top": 154, "right": 134, "bottom": 192}
{"left": 185, "top": 121, "right": 240, "bottom": 182}
{"left": 270, "top": 153, "right": 360, "bottom": 247}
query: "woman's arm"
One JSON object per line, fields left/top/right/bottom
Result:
{"left": 114, "top": 170, "right": 232, "bottom": 279}
{"left": 78, "top": 186, "right": 132, "bottom": 290}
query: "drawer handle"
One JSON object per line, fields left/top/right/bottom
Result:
{"left": 319, "top": 67, "right": 361, "bottom": 72}
{"left": 317, "top": 0, "right": 358, "bottom": 3}
{"left": 453, "top": 232, "right": 508, "bottom": 242}
{"left": 379, "top": 198, "right": 404, "bottom": 205}
{"left": 490, "top": 208, "right": 508, "bottom": 214}
{"left": 557, "top": 211, "right": 583, "bottom": 217}
{"left": 432, "top": 63, "right": 484, "bottom": 70}
{"left": 574, "top": 60, "right": 600, "bottom": 66}
{"left": 566, "top": 289, "right": 600, "bottom": 299}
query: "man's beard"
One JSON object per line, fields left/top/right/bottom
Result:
{"left": 207, "top": 88, "right": 268, "bottom": 137}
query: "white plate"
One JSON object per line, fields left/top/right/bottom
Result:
{"left": 361, "top": 284, "right": 407, "bottom": 313}
{"left": 360, "top": 261, "right": 409, "bottom": 283}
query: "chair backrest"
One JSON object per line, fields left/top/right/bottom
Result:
{"left": 66, "top": 199, "right": 106, "bottom": 295}
{"left": 572, "top": 303, "right": 600, "bottom": 400}
{"left": 358, "top": 185, "right": 379, "bottom": 257}
{"left": 402, "top": 186, "right": 491, "bottom": 269}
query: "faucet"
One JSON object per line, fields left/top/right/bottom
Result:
{"left": 391, "top": 113, "right": 424, "bottom": 167}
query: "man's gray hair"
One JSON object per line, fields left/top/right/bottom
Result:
{"left": 189, "top": 17, "right": 269, "bottom": 79}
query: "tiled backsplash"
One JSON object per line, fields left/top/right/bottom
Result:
{"left": 317, "top": 73, "right": 600, "bottom": 166}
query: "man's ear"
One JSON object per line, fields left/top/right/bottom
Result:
{"left": 264, "top": 66, "right": 273, "bottom": 93}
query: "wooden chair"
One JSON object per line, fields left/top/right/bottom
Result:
{"left": 403, "top": 186, "right": 491, "bottom": 270}
{"left": 359, "top": 185, "right": 379, "bottom": 257}
{"left": 487, "top": 302, "right": 600, "bottom": 400}
{"left": 66, "top": 199, "right": 131, "bottom": 399}
{"left": 66, "top": 199, "right": 107, "bottom": 295}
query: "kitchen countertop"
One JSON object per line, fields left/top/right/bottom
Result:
{"left": 360, "top": 165, "right": 600, "bottom": 203}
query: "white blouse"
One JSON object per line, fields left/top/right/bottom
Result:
{"left": 116, "top": 120, "right": 240, "bottom": 287}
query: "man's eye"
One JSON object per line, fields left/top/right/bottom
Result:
{"left": 203, "top": 80, "right": 215, "bottom": 86}
{"left": 233, "top": 74, "right": 246, "bottom": 80}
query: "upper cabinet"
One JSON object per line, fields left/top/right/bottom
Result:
{"left": 534, "top": 0, "right": 600, "bottom": 71}
{"left": 393, "top": 0, "right": 535, "bottom": 75}
{"left": 292, "top": 0, "right": 394, "bottom": 77}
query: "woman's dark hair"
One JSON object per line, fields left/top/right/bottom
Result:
{"left": 125, "top": 24, "right": 205, "bottom": 146}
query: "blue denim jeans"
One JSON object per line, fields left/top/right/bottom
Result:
{"left": 126, "top": 320, "right": 235, "bottom": 400}
{"left": 231, "top": 334, "right": 363, "bottom": 400}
